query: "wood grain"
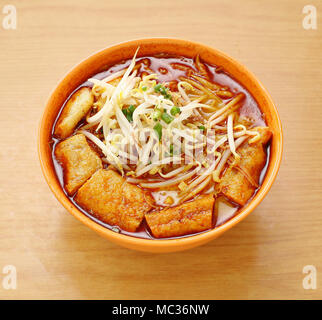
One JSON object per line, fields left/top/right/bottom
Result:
{"left": 0, "top": 0, "right": 321, "bottom": 299}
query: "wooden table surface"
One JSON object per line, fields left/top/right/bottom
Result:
{"left": 0, "top": 0, "right": 321, "bottom": 300}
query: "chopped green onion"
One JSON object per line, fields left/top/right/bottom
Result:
{"left": 161, "top": 112, "right": 174, "bottom": 124}
{"left": 154, "top": 84, "right": 172, "bottom": 100}
{"left": 128, "top": 105, "right": 135, "bottom": 113}
{"left": 152, "top": 109, "right": 162, "bottom": 121}
{"left": 153, "top": 123, "right": 162, "bottom": 141}
{"left": 169, "top": 144, "right": 174, "bottom": 155}
{"left": 170, "top": 106, "right": 181, "bottom": 116}
{"left": 141, "top": 86, "right": 147, "bottom": 91}
{"left": 122, "top": 108, "right": 128, "bottom": 117}
{"left": 126, "top": 113, "right": 133, "bottom": 122}
{"left": 154, "top": 84, "right": 162, "bottom": 92}
{"left": 159, "top": 86, "right": 167, "bottom": 95}
{"left": 122, "top": 105, "right": 135, "bottom": 122}
{"left": 199, "top": 125, "right": 206, "bottom": 131}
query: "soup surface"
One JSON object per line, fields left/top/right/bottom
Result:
{"left": 51, "top": 51, "right": 272, "bottom": 239}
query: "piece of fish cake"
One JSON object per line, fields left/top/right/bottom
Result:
{"left": 145, "top": 194, "right": 214, "bottom": 238}
{"left": 54, "top": 87, "right": 94, "bottom": 139}
{"left": 218, "top": 127, "right": 272, "bottom": 206}
{"left": 218, "top": 168, "right": 254, "bottom": 206}
{"left": 54, "top": 134, "right": 102, "bottom": 195}
{"left": 75, "top": 169, "right": 153, "bottom": 232}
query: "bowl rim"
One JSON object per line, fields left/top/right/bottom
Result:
{"left": 38, "top": 37, "right": 283, "bottom": 251}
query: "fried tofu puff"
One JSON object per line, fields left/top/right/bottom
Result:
{"left": 75, "top": 169, "right": 153, "bottom": 232}
{"left": 54, "top": 134, "right": 102, "bottom": 195}
{"left": 145, "top": 194, "right": 214, "bottom": 238}
{"left": 54, "top": 87, "right": 94, "bottom": 139}
{"left": 218, "top": 127, "right": 272, "bottom": 206}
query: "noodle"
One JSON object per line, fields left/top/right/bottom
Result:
{"left": 67, "top": 50, "right": 268, "bottom": 209}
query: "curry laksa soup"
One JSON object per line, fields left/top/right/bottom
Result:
{"left": 51, "top": 50, "right": 272, "bottom": 239}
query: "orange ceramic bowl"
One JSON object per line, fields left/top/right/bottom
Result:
{"left": 38, "top": 38, "right": 283, "bottom": 253}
